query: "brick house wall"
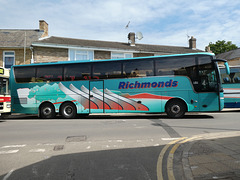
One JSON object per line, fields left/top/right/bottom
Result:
{"left": 228, "top": 58, "right": 240, "bottom": 66}
{"left": 33, "top": 47, "right": 68, "bottom": 63}
{"left": 0, "top": 50, "right": 2, "bottom": 67}
{"left": 32, "top": 48, "right": 156, "bottom": 62}
{"left": 0, "top": 48, "right": 32, "bottom": 67}
{"left": 133, "top": 53, "right": 154, "bottom": 57}
{"left": 15, "top": 49, "right": 32, "bottom": 65}
{"left": 94, "top": 51, "right": 111, "bottom": 60}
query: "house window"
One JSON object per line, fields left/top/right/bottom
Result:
{"left": 69, "top": 49, "right": 94, "bottom": 61}
{"left": 3, "top": 51, "right": 15, "bottom": 68}
{"left": 111, "top": 52, "right": 133, "bottom": 59}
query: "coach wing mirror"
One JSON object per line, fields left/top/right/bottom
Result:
{"left": 224, "top": 62, "right": 230, "bottom": 75}
{"left": 214, "top": 59, "right": 230, "bottom": 75}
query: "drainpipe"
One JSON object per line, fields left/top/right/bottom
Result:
{"left": 30, "top": 46, "right": 34, "bottom": 64}
{"left": 24, "top": 31, "right": 26, "bottom": 64}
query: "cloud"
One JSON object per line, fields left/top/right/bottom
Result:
{"left": 1, "top": 0, "right": 240, "bottom": 50}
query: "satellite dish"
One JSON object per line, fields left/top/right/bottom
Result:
{"left": 136, "top": 32, "right": 143, "bottom": 40}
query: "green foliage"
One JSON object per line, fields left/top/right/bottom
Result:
{"left": 208, "top": 40, "right": 238, "bottom": 55}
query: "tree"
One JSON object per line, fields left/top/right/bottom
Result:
{"left": 208, "top": 40, "right": 238, "bottom": 55}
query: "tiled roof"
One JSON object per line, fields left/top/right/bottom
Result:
{"left": 33, "top": 36, "right": 203, "bottom": 54}
{"left": 216, "top": 48, "right": 240, "bottom": 60}
{"left": 0, "top": 29, "right": 43, "bottom": 48}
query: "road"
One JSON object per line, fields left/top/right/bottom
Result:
{"left": 0, "top": 110, "right": 240, "bottom": 180}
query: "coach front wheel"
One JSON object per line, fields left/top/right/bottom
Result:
{"left": 165, "top": 99, "right": 186, "bottom": 118}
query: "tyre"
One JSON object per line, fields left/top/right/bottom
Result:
{"left": 165, "top": 100, "right": 186, "bottom": 118}
{"left": 61, "top": 102, "right": 77, "bottom": 119}
{"left": 40, "top": 103, "right": 56, "bottom": 119}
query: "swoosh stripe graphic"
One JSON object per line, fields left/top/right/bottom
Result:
{"left": 69, "top": 84, "right": 98, "bottom": 109}
{"left": 126, "top": 93, "right": 172, "bottom": 100}
{"left": 92, "top": 87, "right": 125, "bottom": 110}
{"left": 80, "top": 85, "right": 111, "bottom": 110}
{"left": 104, "top": 89, "right": 136, "bottom": 110}
{"left": 105, "top": 89, "right": 149, "bottom": 111}
{"left": 58, "top": 83, "right": 88, "bottom": 107}
{"left": 59, "top": 83, "right": 149, "bottom": 111}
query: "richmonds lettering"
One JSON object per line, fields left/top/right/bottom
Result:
{"left": 118, "top": 80, "right": 178, "bottom": 89}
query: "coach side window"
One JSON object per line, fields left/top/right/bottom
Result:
{"left": 92, "top": 61, "right": 122, "bottom": 79}
{"left": 155, "top": 57, "right": 196, "bottom": 76}
{"left": 14, "top": 67, "right": 36, "bottom": 83}
{"left": 36, "top": 65, "right": 63, "bottom": 82}
{"left": 64, "top": 63, "right": 91, "bottom": 81}
{"left": 123, "top": 59, "right": 154, "bottom": 78}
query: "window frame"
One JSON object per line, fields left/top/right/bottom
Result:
{"left": 3, "top": 51, "right": 15, "bottom": 69}
{"left": 68, "top": 49, "right": 94, "bottom": 61}
{"left": 111, "top": 52, "right": 133, "bottom": 59}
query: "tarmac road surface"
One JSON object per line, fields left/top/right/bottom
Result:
{"left": 0, "top": 110, "right": 240, "bottom": 179}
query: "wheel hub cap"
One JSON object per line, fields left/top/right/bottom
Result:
{"left": 171, "top": 105, "right": 180, "bottom": 114}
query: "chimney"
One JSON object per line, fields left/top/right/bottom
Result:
{"left": 128, "top": 32, "right": 135, "bottom": 46}
{"left": 205, "top": 46, "right": 212, "bottom": 53}
{"left": 189, "top": 36, "right": 196, "bottom": 49}
{"left": 39, "top": 20, "right": 48, "bottom": 38}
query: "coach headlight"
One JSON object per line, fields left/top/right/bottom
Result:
{"left": 7, "top": 104, "right": 11, "bottom": 108}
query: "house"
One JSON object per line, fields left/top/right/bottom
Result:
{"left": 32, "top": 35, "right": 203, "bottom": 63}
{"left": 0, "top": 20, "right": 48, "bottom": 68}
{"left": 216, "top": 48, "right": 240, "bottom": 66}
{"left": 1, "top": 20, "right": 203, "bottom": 67}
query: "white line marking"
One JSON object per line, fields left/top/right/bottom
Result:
{"left": 0, "top": 150, "right": 19, "bottom": 154}
{"left": 37, "top": 143, "right": 55, "bottom": 146}
{"left": 161, "top": 138, "right": 183, "bottom": 141}
{"left": 29, "top": 149, "right": 45, "bottom": 153}
{"left": 3, "top": 169, "right": 15, "bottom": 180}
{"left": 1, "top": 145, "right": 26, "bottom": 149}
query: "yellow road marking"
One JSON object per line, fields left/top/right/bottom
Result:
{"left": 156, "top": 137, "right": 187, "bottom": 180}
{"left": 167, "top": 137, "right": 197, "bottom": 180}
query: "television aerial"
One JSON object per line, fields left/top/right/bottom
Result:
{"left": 136, "top": 32, "right": 143, "bottom": 40}
{"left": 125, "top": 21, "right": 130, "bottom": 29}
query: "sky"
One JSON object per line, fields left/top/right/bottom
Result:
{"left": 1, "top": 0, "right": 240, "bottom": 51}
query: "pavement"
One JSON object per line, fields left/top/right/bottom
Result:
{"left": 179, "top": 131, "right": 240, "bottom": 180}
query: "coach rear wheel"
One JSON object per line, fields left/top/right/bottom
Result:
{"left": 61, "top": 102, "right": 77, "bottom": 119}
{"left": 40, "top": 103, "right": 56, "bottom": 119}
{"left": 165, "top": 99, "right": 186, "bottom": 118}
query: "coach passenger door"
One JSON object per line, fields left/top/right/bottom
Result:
{"left": 89, "top": 80, "right": 104, "bottom": 113}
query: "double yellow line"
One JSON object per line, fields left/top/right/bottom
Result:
{"left": 157, "top": 137, "right": 196, "bottom": 180}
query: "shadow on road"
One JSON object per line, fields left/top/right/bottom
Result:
{"left": 3, "top": 113, "right": 214, "bottom": 120}
{"left": 1, "top": 135, "right": 240, "bottom": 180}
{"left": 0, "top": 145, "right": 162, "bottom": 180}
